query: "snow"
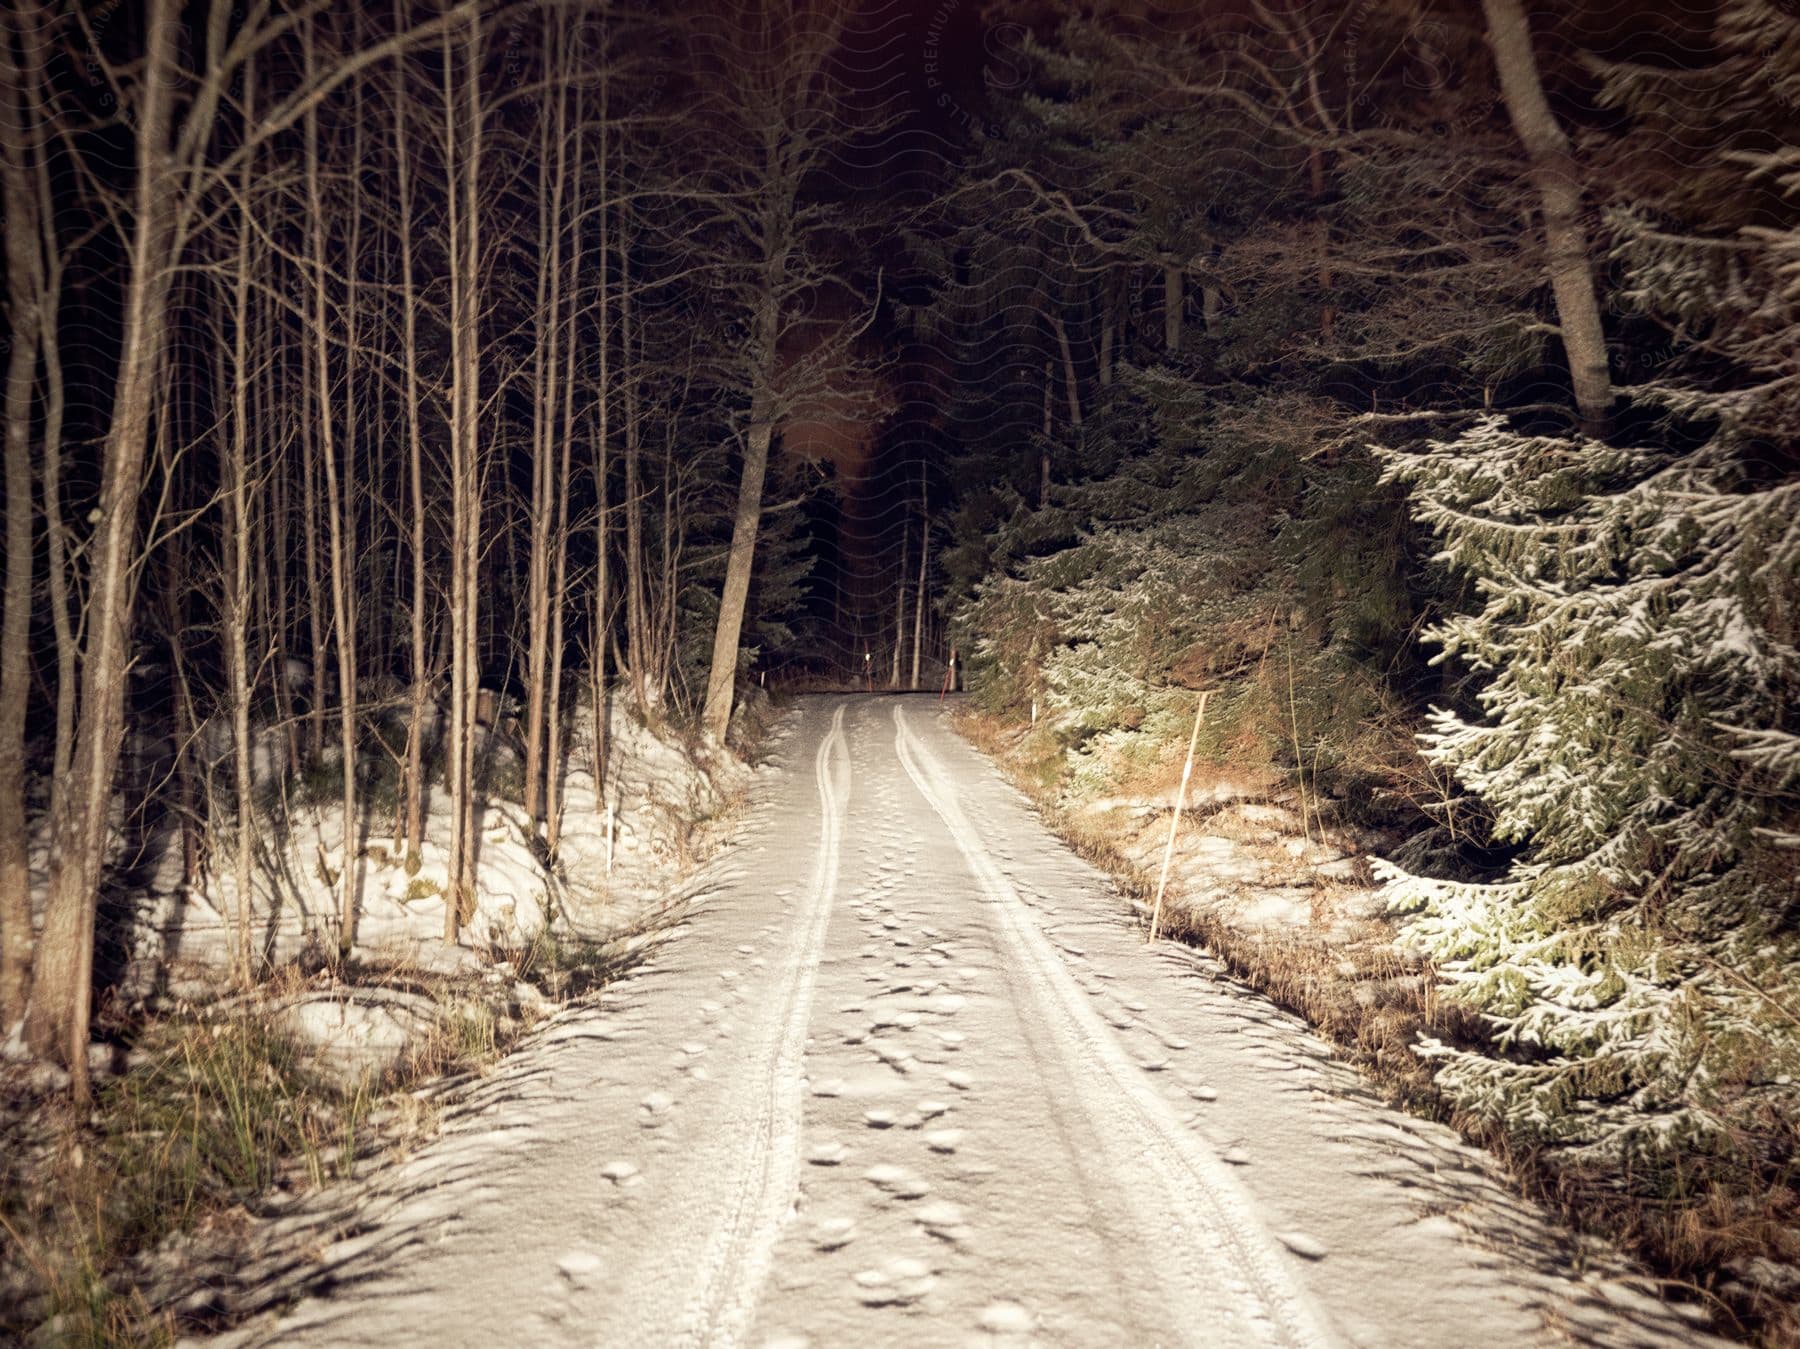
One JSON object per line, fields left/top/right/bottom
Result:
{"left": 185, "top": 697, "right": 1721, "bottom": 1348}
{"left": 93, "top": 697, "right": 743, "bottom": 998}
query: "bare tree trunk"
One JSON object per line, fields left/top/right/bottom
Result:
{"left": 1039, "top": 359, "right": 1052, "bottom": 507}
{"left": 0, "top": 0, "right": 46, "bottom": 1030}
{"left": 1098, "top": 280, "right": 1114, "bottom": 388}
{"left": 1052, "top": 310, "right": 1082, "bottom": 429}
{"left": 890, "top": 522, "right": 906, "bottom": 688}
{"left": 394, "top": 0, "right": 430, "bottom": 865}
{"left": 300, "top": 336, "right": 326, "bottom": 763}
{"left": 591, "top": 402, "right": 610, "bottom": 796}
{"left": 591, "top": 132, "right": 612, "bottom": 788}
{"left": 161, "top": 521, "right": 202, "bottom": 888}
{"left": 26, "top": 0, "right": 181, "bottom": 1095}
{"left": 545, "top": 47, "right": 580, "bottom": 854}
{"left": 222, "top": 48, "right": 257, "bottom": 984}
{"left": 40, "top": 216, "right": 72, "bottom": 798}
{"left": 271, "top": 415, "right": 299, "bottom": 778}
{"left": 620, "top": 235, "right": 650, "bottom": 714}
{"left": 443, "top": 6, "right": 483, "bottom": 941}
{"left": 305, "top": 17, "right": 360, "bottom": 954}
{"left": 910, "top": 475, "right": 927, "bottom": 691}
{"left": 1481, "top": 0, "right": 1612, "bottom": 437}
{"left": 522, "top": 26, "right": 554, "bottom": 825}
{"left": 703, "top": 408, "right": 773, "bottom": 742}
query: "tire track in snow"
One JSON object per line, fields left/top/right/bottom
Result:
{"left": 892, "top": 703, "right": 1337, "bottom": 1349}
{"left": 677, "top": 703, "right": 849, "bottom": 1346}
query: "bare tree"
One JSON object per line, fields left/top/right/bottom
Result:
{"left": 690, "top": 1, "right": 893, "bottom": 741}
{"left": 0, "top": 0, "right": 50, "bottom": 1029}
{"left": 25, "top": 0, "right": 186, "bottom": 1095}
{"left": 1481, "top": 0, "right": 1613, "bottom": 436}
{"left": 442, "top": 3, "right": 485, "bottom": 941}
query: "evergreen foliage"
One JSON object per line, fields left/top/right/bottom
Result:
{"left": 1376, "top": 416, "right": 1799, "bottom": 1157}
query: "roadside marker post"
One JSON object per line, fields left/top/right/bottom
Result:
{"left": 939, "top": 648, "right": 957, "bottom": 701}
{"left": 1149, "top": 689, "right": 1214, "bottom": 944}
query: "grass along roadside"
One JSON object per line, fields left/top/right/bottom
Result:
{"left": 0, "top": 928, "right": 657, "bottom": 1347}
{"left": 0, "top": 692, "right": 777, "bottom": 1347}
{"left": 952, "top": 703, "right": 1797, "bottom": 1347}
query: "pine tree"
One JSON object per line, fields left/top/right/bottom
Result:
{"left": 1372, "top": 0, "right": 1800, "bottom": 1162}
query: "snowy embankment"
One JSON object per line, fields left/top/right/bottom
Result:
{"left": 144, "top": 700, "right": 742, "bottom": 975}
{"left": 951, "top": 707, "right": 1791, "bottom": 1333}
{"left": 8, "top": 694, "right": 756, "bottom": 1089}
{"left": 964, "top": 712, "right": 1410, "bottom": 1002}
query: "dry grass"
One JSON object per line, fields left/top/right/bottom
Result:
{"left": 955, "top": 703, "right": 1797, "bottom": 1347}
{"left": 0, "top": 951, "right": 573, "bottom": 1347}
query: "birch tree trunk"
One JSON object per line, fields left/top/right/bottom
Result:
{"left": 26, "top": 0, "right": 181, "bottom": 1094}
{"left": 1481, "top": 0, "right": 1613, "bottom": 437}
{"left": 703, "top": 406, "right": 773, "bottom": 742}
{"left": 222, "top": 48, "right": 257, "bottom": 983}
{"left": 0, "top": 0, "right": 46, "bottom": 1029}
{"left": 910, "top": 481, "right": 927, "bottom": 690}
{"left": 620, "top": 233, "right": 651, "bottom": 714}
{"left": 305, "top": 17, "right": 361, "bottom": 954}
{"left": 890, "top": 523, "right": 906, "bottom": 688}
{"left": 444, "top": 6, "right": 484, "bottom": 940}
{"left": 545, "top": 39, "right": 580, "bottom": 854}
{"left": 395, "top": 0, "right": 430, "bottom": 866}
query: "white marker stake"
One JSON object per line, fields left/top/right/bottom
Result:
{"left": 606, "top": 795, "right": 616, "bottom": 876}
{"left": 1149, "top": 689, "right": 1213, "bottom": 944}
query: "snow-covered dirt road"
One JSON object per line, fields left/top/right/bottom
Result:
{"left": 216, "top": 697, "right": 1724, "bottom": 1348}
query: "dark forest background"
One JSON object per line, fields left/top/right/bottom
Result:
{"left": 0, "top": 0, "right": 1796, "bottom": 1338}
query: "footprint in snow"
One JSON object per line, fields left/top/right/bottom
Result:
{"left": 916, "top": 1099, "right": 949, "bottom": 1118}
{"left": 557, "top": 1250, "right": 605, "bottom": 1288}
{"left": 1276, "top": 1231, "right": 1328, "bottom": 1260}
{"left": 864, "top": 1108, "right": 898, "bottom": 1129}
{"left": 978, "top": 1302, "right": 1034, "bottom": 1335}
{"left": 638, "top": 1091, "right": 674, "bottom": 1126}
{"left": 944, "top": 1070, "right": 973, "bottom": 1091}
{"left": 808, "top": 1140, "right": 849, "bottom": 1165}
{"left": 599, "top": 1160, "right": 641, "bottom": 1187}
{"left": 925, "top": 1128, "right": 964, "bottom": 1153}
{"left": 812, "top": 1217, "right": 857, "bottom": 1250}
{"left": 1221, "top": 1146, "right": 1251, "bottom": 1165}
{"left": 915, "top": 1200, "right": 971, "bottom": 1244}
{"left": 853, "top": 1256, "right": 936, "bottom": 1306}
{"left": 863, "top": 1164, "right": 931, "bottom": 1198}
{"left": 812, "top": 1078, "right": 846, "bottom": 1098}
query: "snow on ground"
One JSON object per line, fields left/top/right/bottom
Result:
{"left": 92, "top": 696, "right": 749, "bottom": 999}
{"left": 186, "top": 697, "right": 1721, "bottom": 1347}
